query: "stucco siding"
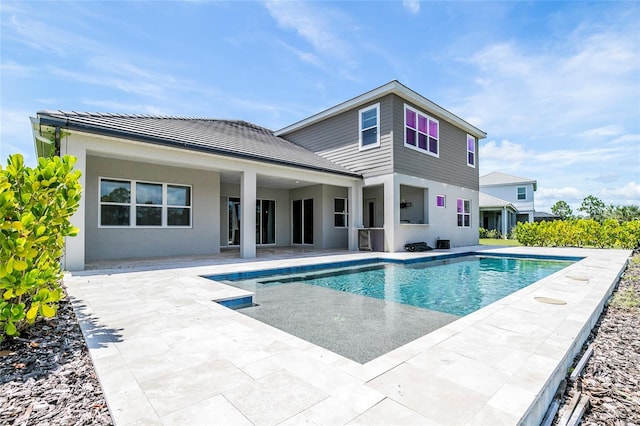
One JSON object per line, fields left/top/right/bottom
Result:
{"left": 392, "top": 95, "right": 479, "bottom": 190}
{"left": 282, "top": 95, "right": 394, "bottom": 178}
{"left": 481, "top": 183, "right": 535, "bottom": 213}
{"left": 321, "top": 185, "right": 349, "bottom": 249}
{"left": 85, "top": 155, "right": 220, "bottom": 261}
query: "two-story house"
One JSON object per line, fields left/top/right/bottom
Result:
{"left": 31, "top": 81, "right": 486, "bottom": 270}
{"left": 479, "top": 172, "right": 537, "bottom": 237}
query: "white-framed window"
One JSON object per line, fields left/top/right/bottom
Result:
{"left": 404, "top": 104, "right": 439, "bottom": 157}
{"left": 99, "top": 177, "right": 192, "bottom": 227}
{"left": 517, "top": 186, "right": 526, "bottom": 200}
{"left": 334, "top": 198, "right": 349, "bottom": 227}
{"left": 457, "top": 198, "right": 471, "bottom": 227}
{"left": 359, "top": 103, "right": 380, "bottom": 150}
{"left": 436, "top": 195, "right": 446, "bottom": 208}
{"left": 467, "top": 134, "right": 476, "bottom": 167}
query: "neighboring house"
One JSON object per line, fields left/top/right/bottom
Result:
{"left": 479, "top": 172, "right": 537, "bottom": 237}
{"left": 31, "top": 80, "right": 486, "bottom": 270}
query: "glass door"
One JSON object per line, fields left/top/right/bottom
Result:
{"left": 292, "top": 199, "right": 313, "bottom": 245}
{"left": 228, "top": 197, "right": 241, "bottom": 246}
{"left": 229, "top": 197, "right": 276, "bottom": 246}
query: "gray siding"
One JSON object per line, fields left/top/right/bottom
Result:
{"left": 392, "top": 95, "right": 479, "bottom": 190}
{"left": 282, "top": 95, "right": 394, "bottom": 178}
{"left": 85, "top": 155, "right": 220, "bottom": 261}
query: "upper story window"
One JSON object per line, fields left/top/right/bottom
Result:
{"left": 517, "top": 186, "right": 526, "bottom": 200}
{"left": 467, "top": 134, "right": 476, "bottom": 167}
{"left": 404, "top": 104, "right": 439, "bottom": 157}
{"left": 457, "top": 198, "right": 471, "bottom": 227}
{"left": 100, "top": 178, "right": 192, "bottom": 227}
{"left": 359, "top": 103, "right": 380, "bottom": 150}
{"left": 334, "top": 198, "right": 349, "bottom": 227}
{"left": 436, "top": 195, "right": 446, "bottom": 208}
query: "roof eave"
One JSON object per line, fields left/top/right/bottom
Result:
{"left": 37, "top": 114, "right": 362, "bottom": 179}
{"left": 275, "top": 80, "right": 487, "bottom": 139}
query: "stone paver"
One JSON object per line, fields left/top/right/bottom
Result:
{"left": 65, "top": 246, "right": 631, "bottom": 425}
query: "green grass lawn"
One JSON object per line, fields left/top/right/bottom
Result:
{"left": 479, "top": 238, "right": 522, "bottom": 246}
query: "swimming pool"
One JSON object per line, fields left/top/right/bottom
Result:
{"left": 211, "top": 254, "right": 575, "bottom": 316}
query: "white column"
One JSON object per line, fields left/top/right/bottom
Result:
{"left": 383, "top": 176, "right": 399, "bottom": 252}
{"left": 240, "top": 170, "right": 257, "bottom": 258}
{"left": 62, "top": 141, "right": 86, "bottom": 271}
{"left": 502, "top": 207, "right": 508, "bottom": 239}
{"left": 348, "top": 181, "right": 363, "bottom": 251}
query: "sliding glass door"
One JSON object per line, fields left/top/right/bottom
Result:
{"left": 292, "top": 199, "right": 313, "bottom": 245}
{"left": 228, "top": 197, "right": 276, "bottom": 246}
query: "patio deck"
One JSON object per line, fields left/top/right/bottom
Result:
{"left": 66, "top": 246, "right": 631, "bottom": 425}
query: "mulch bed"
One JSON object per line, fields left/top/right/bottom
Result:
{"left": 0, "top": 296, "right": 113, "bottom": 426}
{"left": 553, "top": 253, "right": 640, "bottom": 425}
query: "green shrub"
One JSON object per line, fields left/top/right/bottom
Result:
{"left": 0, "top": 153, "right": 81, "bottom": 341}
{"left": 513, "top": 219, "right": 640, "bottom": 249}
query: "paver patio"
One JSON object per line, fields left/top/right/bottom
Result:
{"left": 65, "top": 246, "right": 631, "bottom": 425}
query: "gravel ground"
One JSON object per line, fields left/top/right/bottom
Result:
{"left": 553, "top": 253, "right": 640, "bottom": 425}
{"left": 1, "top": 253, "right": 638, "bottom": 426}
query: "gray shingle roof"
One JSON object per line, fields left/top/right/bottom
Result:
{"left": 36, "top": 111, "right": 360, "bottom": 177}
{"left": 480, "top": 172, "right": 537, "bottom": 189}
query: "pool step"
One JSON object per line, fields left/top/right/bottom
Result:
{"left": 215, "top": 295, "right": 254, "bottom": 310}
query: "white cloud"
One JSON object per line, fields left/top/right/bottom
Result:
{"left": 600, "top": 182, "right": 640, "bottom": 205}
{"left": 403, "top": 0, "right": 420, "bottom": 14}
{"left": 265, "top": 1, "right": 349, "bottom": 56}
{"left": 578, "top": 125, "right": 624, "bottom": 138}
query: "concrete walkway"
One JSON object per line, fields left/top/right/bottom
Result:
{"left": 65, "top": 246, "right": 631, "bottom": 425}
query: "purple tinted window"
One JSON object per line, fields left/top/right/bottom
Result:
{"left": 418, "top": 115, "right": 427, "bottom": 133}
{"left": 468, "top": 152, "right": 475, "bottom": 165}
{"left": 418, "top": 133, "right": 427, "bottom": 149}
{"left": 457, "top": 199, "right": 463, "bottom": 213}
{"left": 467, "top": 135, "right": 475, "bottom": 151}
{"left": 429, "top": 120, "right": 438, "bottom": 138}
{"left": 429, "top": 137, "right": 438, "bottom": 154}
{"left": 406, "top": 128, "right": 416, "bottom": 146}
{"left": 406, "top": 109, "right": 416, "bottom": 128}
{"left": 436, "top": 195, "right": 445, "bottom": 207}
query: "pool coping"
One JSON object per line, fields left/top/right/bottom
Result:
{"left": 65, "top": 246, "right": 631, "bottom": 425}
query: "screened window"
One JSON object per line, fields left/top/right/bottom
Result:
{"left": 457, "top": 198, "right": 471, "bottom": 228}
{"left": 517, "top": 187, "right": 526, "bottom": 200}
{"left": 404, "top": 105, "right": 439, "bottom": 156}
{"left": 436, "top": 195, "right": 446, "bottom": 208}
{"left": 467, "top": 134, "right": 476, "bottom": 167}
{"left": 334, "top": 198, "right": 349, "bottom": 227}
{"left": 359, "top": 103, "right": 380, "bottom": 149}
{"left": 99, "top": 178, "right": 191, "bottom": 227}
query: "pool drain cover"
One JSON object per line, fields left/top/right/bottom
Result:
{"left": 535, "top": 296, "right": 567, "bottom": 305}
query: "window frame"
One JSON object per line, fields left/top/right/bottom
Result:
{"left": 456, "top": 198, "right": 471, "bottom": 228}
{"left": 404, "top": 104, "right": 439, "bottom": 157}
{"left": 99, "top": 177, "right": 192, "bottom": 228}
{"left": 517, "top": 186, "right": 527, "bottom": 201}
{"left": 466, "top": 134, "right": 476, "bottom": 168}
{"left": 358, "top": 103, "right": 380, "bottom": 151}
{"left": 333, "top": 197, "right": 349, "bottom": 228}
{"left": 436, "top": 195, "right": 446, "bottom": 208}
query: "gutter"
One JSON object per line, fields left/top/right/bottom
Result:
{"left": 36, "top": 114, "right": 363, "bottom": 180}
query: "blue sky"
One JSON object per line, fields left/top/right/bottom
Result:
{"left": 1, "top": 0, "right": 638, "bottom": 213}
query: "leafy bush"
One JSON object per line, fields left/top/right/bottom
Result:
{"left": 0, "top": 154, "right": 81, "bottom": 341}
{"left": 513, "top": 219, "right": 640, "bottom": 249}
{"left": 479, "top": 227, "right": 503, "bottom": 239}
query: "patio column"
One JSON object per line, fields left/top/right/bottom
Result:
{"left": 502, "top": 207, "right": 508, "bottom": 239}
{"left": 383, "top": 176, "right": 399, "bottom": 252}
{"left": 348, "top": 181, "right": 363, "bottom": 251}
{"left": 63, "top": 141, "right": 86, "bottom": 270}
{"left": 240, "top": 170, "right": 256, "bottom": 258}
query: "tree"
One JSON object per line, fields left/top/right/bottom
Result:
{"left": 578, "top": 195, "right": 606, "bottom": 222}
{"left": 551, "top": 200, "right": 573, "bottom": 220}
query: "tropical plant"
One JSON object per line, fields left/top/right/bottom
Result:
{"left": 0, "top": 153, "right": 81, "bottom": 341}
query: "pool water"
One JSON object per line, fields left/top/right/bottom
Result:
{"left": 225, "top": 255, "right": 573, "bottom": 316}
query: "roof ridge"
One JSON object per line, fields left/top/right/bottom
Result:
{"left": 37, "top": 110, "right": 225, "bottom": 121}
